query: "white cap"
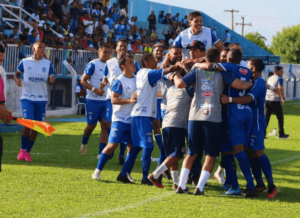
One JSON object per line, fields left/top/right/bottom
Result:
{"left": 57, "top": 34, "right": 64, "bottom": 39}
{"left": 38, "top": 23, "right": 43, "bottom": 27}
{"left": 40, "top": 20, "right": 45, "bottom": 24}
{"left": 69, "top": 33, "right": 74, "bottom": 37}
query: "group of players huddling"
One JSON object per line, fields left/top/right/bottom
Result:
{"left": 14, "top": 11, "right": 279, "bottom": 198}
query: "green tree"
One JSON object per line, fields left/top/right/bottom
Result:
{"left": 245, "top": 32, "right": 271, "bottom": 53}
{"left": 270, "top": 24, "right": 300, "bottom": 64}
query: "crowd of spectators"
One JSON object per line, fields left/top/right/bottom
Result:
{"left": 0, "top": 0, "right": 207, "bottom": 55}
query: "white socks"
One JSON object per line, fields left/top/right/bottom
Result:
{"left": 153, "top": 164, "right": 168, "bottom": 179}
{"left": 92, "top": 168, "right": 101, "bottom": 180}
{"left": 178, "top": 168, "right": 190, "bottom": 189}
{"left": 197, "top": 171, "right": 210, "bottom": 192}
{"left": 171, "top": 171, "right": 179, "bottom": 185}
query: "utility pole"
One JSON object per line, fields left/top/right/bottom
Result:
{"left": 236, "top": 16, "right": 252, "bottom": 36}
{"left": 224, "top": 9, "right": 239, "bottom": 31}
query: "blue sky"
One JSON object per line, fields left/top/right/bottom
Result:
{"left": 148, "top": 0, "right": 300, "bottom": 46}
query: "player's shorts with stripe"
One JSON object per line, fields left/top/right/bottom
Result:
{"left": 162, "top": 127, "right": 185, "bottom": 158}
{"left": 106, "top": 99, "right": 113, "bottom": 123}
{"left": 187, "top": 120, "right": 221, "bottom": 157}
{"left": 108, "top": 121, "right": 132, "bottom": 145}
{"left": 21, "top": 99, "right": 46, "bottom": 121}
{"left": 86, "top": 100, "right": 106, "bottom": 125}
{"left": 228, "top": 112, "right": 253, "bottom": 147}
{"left": 249, "top": 126, "right": 265, "bottom": 151}
{"left": 151, "top": 99, "right": 162, "bottom": 122}
{"left": 131, "top": 116, "right": 153, "bottom": 149}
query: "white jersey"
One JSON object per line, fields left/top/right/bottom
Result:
{"left": 174, "top": 27, "right": 220, "bottom": 59}
{"left": 131, "top": 68, "right": 164, "bottom": 118}
{"left": 84, "top": 59, "right": 107, "bottom": 101}
{"left": 111, "top": 74, "right": 136, "bottom": 124}
{"left": 17, "top": 57, "right": 53, "bottom": 102}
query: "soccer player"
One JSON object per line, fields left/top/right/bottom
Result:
{"left": 101, "top": 39, "right": 140, "bottom": 165}
{"left": 79, "top": 45, "right": 110, "bottom": 158}
{"left": 117, "top": 54, "right": 179, "bottom": 185}
{"left": 265, "top": 66, "right": 289, "bottom": 139}
{"left": 14, "top": 41, "right": 55, "bottom": 162}
{"left": 221, "top": 58, "right": 278, "bottom": 198}
{"left": 148, "top": 72, "right": 194, "bottom": 189}
{"left": 92, "top": 55, "right": 137, "bottom": 180}
{"left": 196, "top": 49, "right": 258, "bottom": 197}
{"left": 174, "top": 11, "right": 223, "bottom": 60}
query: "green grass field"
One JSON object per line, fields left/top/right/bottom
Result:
{"left": 1, "top": 101, "right": 300, "bottom": 218}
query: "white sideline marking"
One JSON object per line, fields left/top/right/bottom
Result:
{"left": 78, "top": 192, "right": 175, "bottom": 218}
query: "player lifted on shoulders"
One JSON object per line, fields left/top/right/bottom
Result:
{"left": 14, "top": 41, "right": 55, "bottom": 162}
{"left": 221, "top": 58, "right": 278, "bottom": 198}
{"left": 80, "top": 45, "right": 110, "bottom": 158}
{"left": 92, "top": 54, "right": 137, "bottom": 181}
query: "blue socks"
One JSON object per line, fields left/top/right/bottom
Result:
{"left": 235, "top": 151, "right": 255, "bottom": 190}
{"left": 96, "top": 153, "right": 111, "bottom": 170}
{"left": 119, "top": 143, "right": 126, "bottom": 158}
{"left": 258, "top": 154, "right": 274, "bottom": 186}
{"left": 98, "top": 143, "right": 106, "bottom": 155}
{"left": 223, "top": 155, "right": 237, "bottom": 189}
{"left": 250, "top": 157, "right": 264, "bottom": 186}
{"left": 82, "top": 136, "right": 89, "bottom": 145}
{"left": 142, "top": 148, "right": 153, "bottom": 181}
{"left": 26, "top": 140, "right": 35, "bottom": 153}
{"left": 21, "top": 136, "right": 29, "bottom": 150}
{"left": 155, "top": 134, "right": 166, "bottom": 165}
{"left": 120, "top": 147, "right": 142, "bottom": 176}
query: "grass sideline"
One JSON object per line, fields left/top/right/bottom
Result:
{"left": 0, "top": 101, "right": 300, "bottom": 217}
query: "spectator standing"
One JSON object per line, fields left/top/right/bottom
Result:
{"left": 62, "top": 0, "right": 70, "bottom": 22}
{"left": 114, "top": 19, "right": 123, "bottom": 41}
{"left": 70, "top": 1, "right": 80, "bottom": 31}
{"left": 212, "top": 27, "right": 217, "bottom": 37}
{"left": 181, "top": 15, "right": 189, "bottom": 29}
{"left": 119, "top": 6, "right": 127, "bottom": 19}
{"left": 162, "top": 26, "right": 172, "bottom": 46}
{"left": 265, "top": 66, "right": 289, "bottom": 139}
{"left": 223, "top": 30, "right": 231, "bottom": 47}
{"left": 159, "top": 11, "right": 164, "bottom": 24}
{"left": 102, "top": 20, "right": 110, "bottom": 41}
{"left": 147, "top": 11, "right": 156, "bottom": 33}
{"left": 84, "top": 15, "right": 94, "bottom": 35}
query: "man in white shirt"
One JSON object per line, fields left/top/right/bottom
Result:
{"left": 84, "top": 15, "right": 94, "bottom": 35}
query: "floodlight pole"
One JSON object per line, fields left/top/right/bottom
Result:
{"left": 224, "top": 9, "right": 239, "bottom": 31}
{"left": 236, "top": 16, "right": 252, "bottom": 36}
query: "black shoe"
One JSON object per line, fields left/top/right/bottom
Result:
{"left": 162, "top": 170, "right": 171, "bottom": 180}
{"left": 278, "top": 134, "right": 289, "bottom": 139}
{"left": 256, "top": 184, "right": 267, "bottom": 192}
{"left": 243, "top": 189, "right": 258, "bottom": 197}
{"left": 110, "top": 151, "right": 114, "bottom": 159}
{"left": 141, "top": 179, "right": 153, "bottom": 186}
{"left": 264, "top": 136, "right": 268, "bottom": 139}
{"left": 194, "top": 188, "right": 204, "bottom": 195}
{"left": 118, "top": 157, "right": 124, "bottom": 165}
{"left": 176, "top": 186, "right": 190, "bottom": 194}
{"left": 117, "top": 174, "right": 133, "bottom": 183}
{"left": 267, "top": 184, "right": 277, "bottom": 194}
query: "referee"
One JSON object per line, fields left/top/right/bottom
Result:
{"left": 265, "top": 66, "right": 289, "bottom": 139}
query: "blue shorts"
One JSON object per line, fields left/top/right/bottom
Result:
{"left": 187, "top": 121, "right": 221, "bottom": 157}
{"left": 21, "top": 99, "right": 46, "bottom": 121}
{"left": 151, "top": 99, "right": 162, "bottom": 121}
{"left": 106, "top": 99, "right": 113, "bottom": 123}
{"left": 161, "top": 109, "right": 166, "bottom": 120}
{"left": 108, "top": 121, "right": 132, "bottom": 145}
{"left": 228, "top": 113, "right": 253, "bottom": 147}
{"left": 249, "top": 127, "right": 265, "bottom": 151}
{"left": 131, "top": 116, "right": 153, "bottom": 149}
{"left": 86, "top": 100, "right": 106, "bottom": 125}
{"left": 163, "top": 127, "right": 185, "bottom": 158}
{"left": 220, "top": 119, "right": 232, "bottom": 153}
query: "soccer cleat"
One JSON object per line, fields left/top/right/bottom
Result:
{"left": 214, "top": 172, "right": 225, "bottom": 184}
{"left": 92, "top": 169, "right": 101, "bottom": 180}
{"left": 117, "top": 174, "right": 133, "bottom": 184}
{"left": 267, "top": 185, "right": 278, "bottom": 199}
{"left": 80, "top": 144, "right": 87, "bottom": 156}
{"left": 243, "top": 189, "right": 258, "bottom": 197}
{"left": 256, "top": 184, "right": 267, "bottom": 192}
{"left": 24, "top": 152, "right": 32, "bottom": 162}
{"left": 118, "top": 157, "right": 125, "bottom": 165}
{"left": 221, "top": 183, "right": 231, "bottom": 191}
{"left": 176, "top": 186, "right": 190, "bottom": 194}
{"left": 194, "top": 188, "right": 204, "bottom": 196}
{"left": 173, "top": 184, "right": 178, "bottom": 190}
{"left": 278, "top": 134, "right": 289, "bottom": 139}
{"left": 224, "top": 186, "right": 242, "bottom": 195}
{"left": 141, "top": 179, "right": 153, "bottom": 186}
{"left": 148, "top": 173, "right": 164, "bottom": 188}
{"left": 17, "top": 149, "right": 26, "bottom": 161}
{"left": 162, "top": 170, "right": 171, "bottom": 180}
{"left": 127, "top": 173, "right": 135, "bottom": 182}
